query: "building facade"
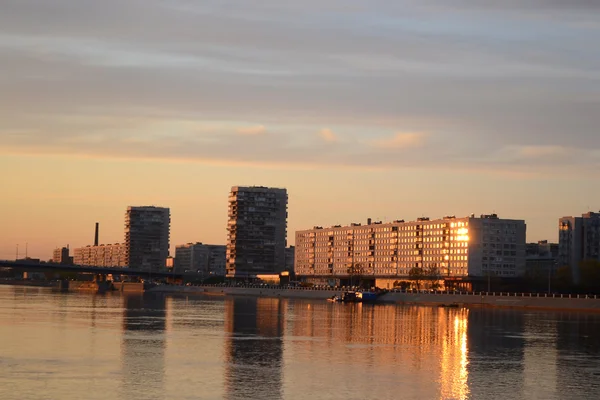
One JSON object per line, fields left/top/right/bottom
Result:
{"left": 559, "top": 211, "right": 600, "bottom": 282}
{"left": 52, "top": 247, "right": 72, "bottom": 265}
{"left": 174, "top": 243, "right": 209, "bottom": 274}
{"left": 174, "top": 243, "right": 227, "bottom": 276}
{"left": 295, "top": 214, "right": 526, "bottom": 287}
{"left": 125, "top": 206, "right": 170, "bottom": 272}
{"left": 285, "top": 246, "right": 295, "bottom": 273}
{"left": 226, "top": 186, "right": 288, "bottom": 279}
{"left": 73, "top": 243, "right": 126, "bottom": 267}
{"left": 206, "top": 245, "right": 227, "bottom": 276}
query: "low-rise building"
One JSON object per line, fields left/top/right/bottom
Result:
{"left": 52, "top": 246, "right": 72, "bottom": 265}
{"left": 73, "top": 244, "right": 127, "bottom": 267}
{"left": 525, "top": 240, "right": 558, "bottom": 286}
{"left": 174, "top": 243, "right": 226, "bottom": 276}
{"left": 295, "top": 214, "right": 526, "bottom": 288}
{"left": 206, "top": 245, "right": 226, "bottom": 276}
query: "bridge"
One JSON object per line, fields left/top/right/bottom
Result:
{"left": 0, "top": 260, "right": 184, "bottom": 279}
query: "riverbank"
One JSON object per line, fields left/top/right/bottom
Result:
{"left": 0, "top": 280, "right": 58, "bottom": 288}
{"left": 149, "top": 285, "right": 600, "bottom": 312}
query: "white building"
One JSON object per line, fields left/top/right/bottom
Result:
{"left": 73, "top": 243, "right": 126, "bottom": 267}
{"left": 295, "top": 214, "right": 526, "bottom": 288}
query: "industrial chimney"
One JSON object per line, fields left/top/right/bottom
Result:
{"left": 94, "top": 222, "right": 99, "bottom": 246}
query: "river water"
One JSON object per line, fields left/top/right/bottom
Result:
{"left": 1, "top": 286, "right": 600, "bottom": 400}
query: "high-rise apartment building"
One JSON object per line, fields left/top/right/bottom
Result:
{"left": 73, "top": 243, "right": 126, "bottom": 267}
{"left": 295, "top": 214, "right": 526, "bottom": 288}
{"left": 125, "top": 206, "right": 170, "bottom": 272}
{"left": 226, "top": 186, "right": 288, "bottom": 279}
{"left": 559, "top": 211, "right": 600, "bottom": 282}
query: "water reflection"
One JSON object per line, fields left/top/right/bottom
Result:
{"left": 224, "top": 297, "right": 285, "bottom": 400}
{"left": 466, "top": 310, "right": 526, "bottom": 399}
{"left": 555, "top": 313, "right": 600, "bottom": 398}
{"left": 120, "top": 294, "right": 167, "bottom": 400}
{"left": 287, "top": 302, "right": 470, "bottom": 399}
{"left": 2, "top": 285, "right": 600, "bottom": 400}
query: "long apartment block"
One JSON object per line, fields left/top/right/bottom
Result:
{"left": 295, "top": 214, "right": 526, "bottom": 285}
{"left": 73, "top": 243, "right": 126, "bottom": 268}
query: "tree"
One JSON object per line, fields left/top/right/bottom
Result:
{"left": 554, "top": 265, "right": 572, "bottom": 293}
{"left": 426, "top": 265, "right": 441, "bottom": 290}
{"left": 347, "top": 263, "right": 364, "bottom": 287}
{"left": 579, "top": 260, "right": 600, "bottom": 294}
{"left": 408, "top": 266, "right": 426, "bottom": 290}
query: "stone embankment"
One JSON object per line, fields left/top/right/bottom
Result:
{"left": 149, "top": 285, "right": 600, "bottom": 312}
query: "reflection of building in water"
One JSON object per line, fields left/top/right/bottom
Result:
{"left": 288, "top": 302, "right": 470, "bottom": 399}
{"left": 466, "top": 309, "right": 525, "bottom": 398}
{"left": 522, "top": 313, "right": 558, "bottom": 399}
{"left": 120, "top": 294, "right": 168, "bottom": 400}
{"left": 224, "top": 297, "right": 285, "bottom": 400}
{"left": 555, "top": 313, "right": 600, "bottom": 398}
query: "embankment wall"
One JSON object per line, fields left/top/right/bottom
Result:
{"left": 149, "top": 286, "right": 600, "bottom": 312}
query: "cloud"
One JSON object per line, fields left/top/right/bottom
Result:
{"left": 516, "top": 145, "right": 569, "bottom": 158}
{"left": 0, "top": 0, "right": 599, "bottom": 177}
{"left": 319, "top": 128, "right": 337, "bottom": 143}
{"left": 237, "top": 125, "right": 266, "bottom": 136}
{"left": 372, "top": 132, "right": 426, "bottom": 149}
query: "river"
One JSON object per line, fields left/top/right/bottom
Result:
{"left": 1, "top": 285, "right": 599, "bottom": 400}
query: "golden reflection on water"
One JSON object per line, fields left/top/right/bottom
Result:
{"left": 4, "top": 287, "right": 600, "bottom": 400}
{"left": 285, "top": 301, "right": 471, "bottom": 399}
{"left": 439, "top": 312, "right": 469, "bottom": 400}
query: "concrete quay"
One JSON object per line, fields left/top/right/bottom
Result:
{"left": 149, "top": 285, "right": 600, "bottom": 312}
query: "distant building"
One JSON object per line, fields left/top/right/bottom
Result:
{"left": 175, "top": 243, "right": 210, "bottom": 274}
{"left": 525, "top": 240, "right": 558, "bottom": 280}
{"left": 295, "top": 214, "right": 526, "bottom": 288}
{"left": 174, "top": 243, "right": 226, "bottom": 276}
{"left": 284, "top": 246, "right": 295, "bottom": 272}
{"left": 52, "top": 246, "right": 72, "bottom": 265}
{"left": 73, "top": 243, "right": 126, "bottom": 267}
{"left": 226, "top": 186, "right": 288, "bottom": 279}
{"left": 526, "top": 240, "right": 559, "bottom": 258}
{"left": 559, "top": 211, "right": 600, "bottom": 282}
{"left": 206, "top": 245, "right": 226, "bottom": 276}
{"left": 125, "top": 206, "right": 170, "bottom": 272}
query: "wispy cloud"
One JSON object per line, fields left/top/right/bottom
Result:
{"left": 319, "top": 128, "right": 337, "bottom": 143}
{"left": 237, "top": 125, "right": 266, "bottom": 136}
{"left": 516, "top": 145, "right": 569, "bottom": 158}
{"left": 372, "top": 132, "right": 427, "bottom": 149}
{"left": 0, "top": 0, "right": 599, "bottom": 177}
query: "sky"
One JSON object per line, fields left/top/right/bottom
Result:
{"left": 1, "top": 0, "right": 599, "bottom": 260}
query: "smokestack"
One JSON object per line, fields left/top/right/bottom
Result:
{"left": 94, "top": 222, "right": 99, "bottom": 246}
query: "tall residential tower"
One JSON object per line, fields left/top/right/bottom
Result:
{"left": 226, "top": 186, "right": 288, "bottom": 279}
{"left": 125, "top": 206, "right": 170, "bottom": 272}
{"left": 559, "top": 211, "right": 600, "bottom": 283}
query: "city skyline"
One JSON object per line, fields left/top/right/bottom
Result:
{"left": 1, "top": 2, "right": 599, "bottom": 259}
{"left": 2, "top": 190, "right": 598, "bottom": 261}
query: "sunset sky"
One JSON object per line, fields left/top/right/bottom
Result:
{"left": 1, "top": 1, "right": 599, "bottom": 260}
